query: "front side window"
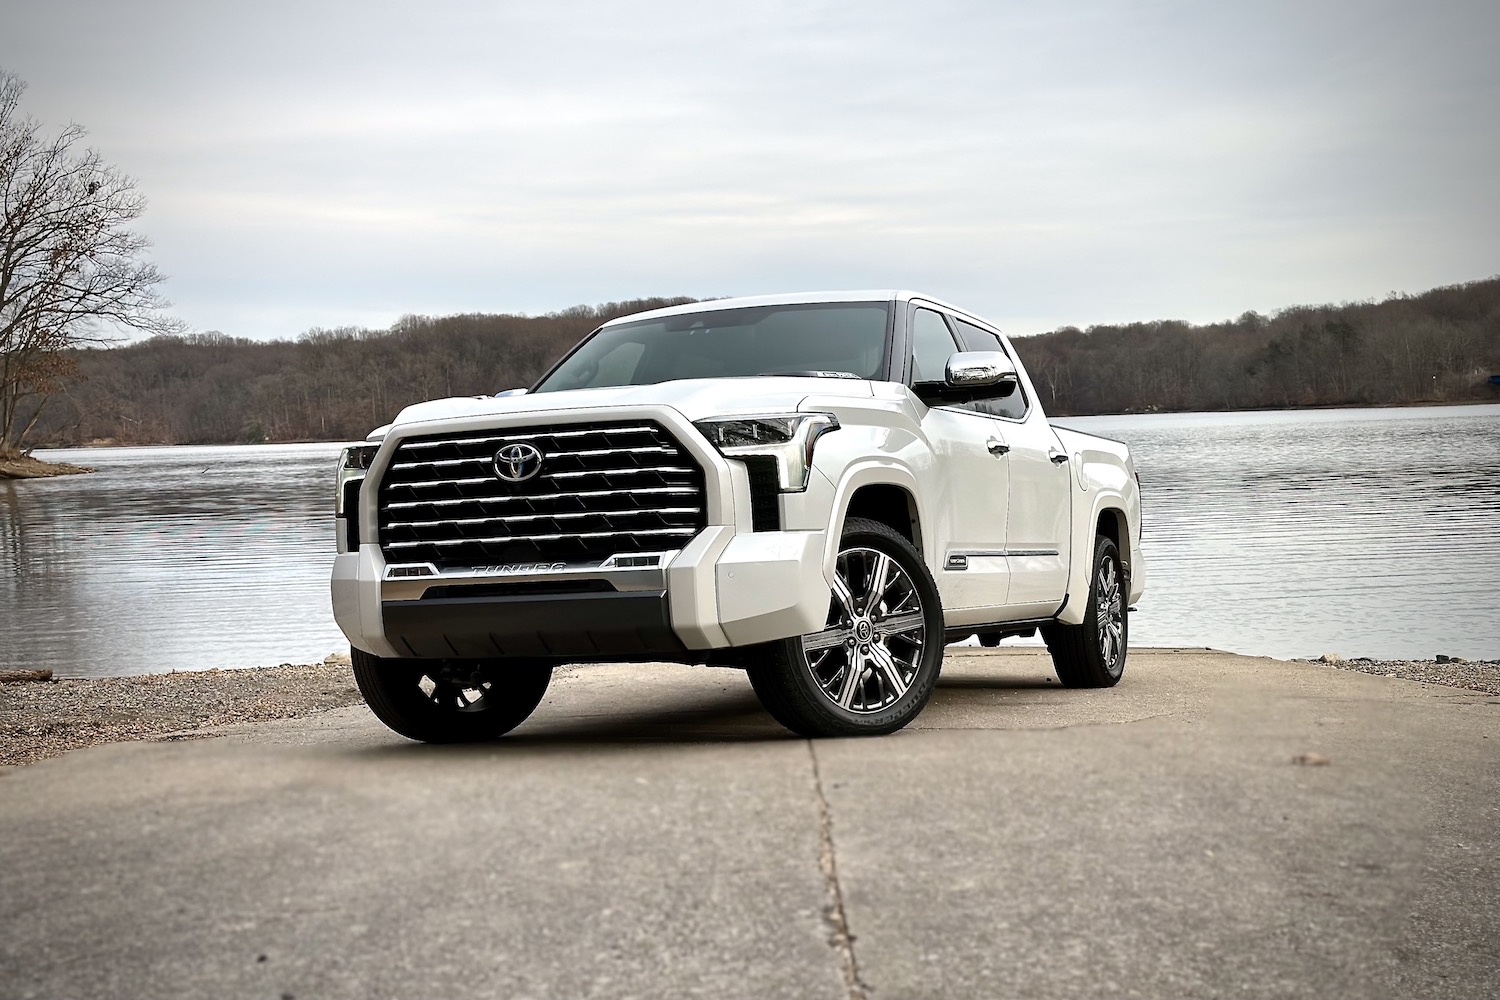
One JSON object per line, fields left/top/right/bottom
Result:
{"left": 533, "top": 302, "right": 893, "bottom": 392}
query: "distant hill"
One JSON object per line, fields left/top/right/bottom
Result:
{"left": 31, "top": 298, "right": 693, "bottom": 447}
{"left": 24, "top": 279, "right": 1500, "bottom": 448}
{"left": 1011, "top": 276, "right": 1500, "bottom": 415}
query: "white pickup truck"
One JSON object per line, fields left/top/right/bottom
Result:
{"left": 332, "top": 292, "right": 1145, "bottom": 740}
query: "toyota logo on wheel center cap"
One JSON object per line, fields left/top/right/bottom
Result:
{"left": 494, "top": 442, "right": 544, "bottom": 482}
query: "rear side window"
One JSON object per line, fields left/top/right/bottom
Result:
{"left": 952, "top": 318, "right": 1028, "bottom": 421}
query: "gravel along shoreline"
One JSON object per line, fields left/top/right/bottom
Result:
{"left": 1301, "top": 654, "right": 1500, "bottom": 697}
{"left": 2, "top": 653, "right": 1497, "bottom": 768}
{"left": 0, "top": 658, "right": 363, "bottom": 767}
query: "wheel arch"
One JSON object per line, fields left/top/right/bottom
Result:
{"left": 822, "top": 463, "right": 930, "bottom": 583}
{"left": 1096, "top": 506, "right": 1130, "bottom": 577}
{"left": 844, "top": 483, "right": 923, "bottom": 551}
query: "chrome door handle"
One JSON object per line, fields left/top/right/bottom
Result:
{"left": 987, "top": 438, "right": 1010, "bottom": 456}
{"left": 1048, "top": 449, "right": 1069, "bottom": 465}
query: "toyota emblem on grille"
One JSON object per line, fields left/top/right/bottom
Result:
{"left": 493, "top": 442, "right": 544, "bottom": 482}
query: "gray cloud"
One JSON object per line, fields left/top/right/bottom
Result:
{"left": 4, "top": 0, "right": 1496, "bottom": 339}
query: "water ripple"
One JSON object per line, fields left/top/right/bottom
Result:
{"left": 1066, "top": 404, "right": 1500, "bottom": 661}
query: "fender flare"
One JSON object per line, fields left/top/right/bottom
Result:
{"left": 819, "top": 460, "right": 930, "bottom": 584}
{"left": 1057, "top": 487, "right": 1129, "bottom": 626}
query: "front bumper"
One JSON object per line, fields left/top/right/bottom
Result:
{"left": 331, "top": 525, "right": 832, "bottom": 660}
{"left": 332, "top": 403, "right": 842, "bottom": 661}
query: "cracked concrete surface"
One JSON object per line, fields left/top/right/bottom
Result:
{"left": 809, "top": 743, "right": 868, "bottom": 1000}
{"left": 1, "top": 648, "right": 1496, "bottom": 999}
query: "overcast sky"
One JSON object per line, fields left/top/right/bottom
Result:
{"left": 4, "top": 0, "right": 1497, "bottom": 341}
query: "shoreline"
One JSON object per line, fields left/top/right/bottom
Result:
{"left": 3, "top": 650, "right": 1495, "bottom": 768}
{"left": 0, "top": 657, "right": 363, "bottom": 767}
{"left": 25, "top": 399, "right": 1500, "bottom": 453}
{"left": 0, "top": 455, "right": 95, "bottom": 479}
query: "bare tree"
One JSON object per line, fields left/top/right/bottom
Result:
{"left": 0, "top": 69, "right": 179, "bottom": 457}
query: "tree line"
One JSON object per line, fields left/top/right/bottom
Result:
{"left": 1015, "top": 277, "right": 1500, "bottom": 416}
{"left": 26, "top": 300, "right": 692, "bottom": 447}
{"left": 16, "top": 278, "right": 1500, "bottom": 449}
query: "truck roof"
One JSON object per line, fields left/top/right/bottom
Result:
{"left": 600, "top": 290, "right": 979, "bottom": 327}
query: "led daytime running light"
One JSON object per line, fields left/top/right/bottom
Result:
{"left": 335, "top": 444, "right": 379, "bottom": 516}
{"left": 694, "top": 412, "right": 839, "bottom": 492}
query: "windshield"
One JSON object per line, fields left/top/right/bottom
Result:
{"left": 532, "top": 302, "right": 893, "bottom": 393}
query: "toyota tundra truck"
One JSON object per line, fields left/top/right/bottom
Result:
{"left": 332, "top": 292, "right": 1145, "bottom": 740}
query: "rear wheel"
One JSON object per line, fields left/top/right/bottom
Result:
{"left": 351, "top": 648, "right": 552, "bottom": 743}
{"left": 747, "top": 517, "right": 945, "bottom": 737}
{"left": 1041, "top": 534, "right": 1128, "bottom": 687}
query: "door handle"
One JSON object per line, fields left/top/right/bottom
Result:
{"left": 986, "top": 438, "right": 1010, "bottom": 456}
{"left": 1048, "top": 448, "right": 1069, "bottom": 465}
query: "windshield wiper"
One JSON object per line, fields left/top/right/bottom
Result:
{"left": 759, "top": 370, "right": 862, "bottom": 379}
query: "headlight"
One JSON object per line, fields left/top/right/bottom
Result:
{"left": 336, "top": 444, "right": 379, "bottom": 516}
{"left": 693, "top": 413, "right": 839, "bottom": 492}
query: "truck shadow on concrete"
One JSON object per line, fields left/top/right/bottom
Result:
{"left": 349, "top": 669, "right": 1072, "bottom": 755}
{"left": 936, "top": 674, "right": 1062, "bottom": 690}
{"left": 351, "top": 688, "right": 791, "bottom": 755}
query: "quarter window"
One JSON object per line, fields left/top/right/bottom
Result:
{"left": 910, "top": 308, "right": 959, "bottom": 384}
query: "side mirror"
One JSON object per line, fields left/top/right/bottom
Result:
{"left": 945, "top": 351, "right": 1017, "bottom": 391}
{"left": 495, "top": 387, "right": 529, "bottom": 398}
{"left": 914, "top": 351, "right": 1019, "bottom": 404}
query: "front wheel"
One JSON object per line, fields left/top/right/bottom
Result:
{"left": 747, "top": 517, "right": 945, "bottom": 737}
{"left": 351, "top": 648, "right": 552, "bottom": 743}
{"left": 1040, "top": 535, "right": 1128, "bottom": 687}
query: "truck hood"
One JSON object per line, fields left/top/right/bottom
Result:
{"left": 388, "top": 377, "right": 876, "bottom": 429}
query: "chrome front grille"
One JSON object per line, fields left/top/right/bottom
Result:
{"left": 377, "top": 421, "right": 707, "bottom": 570}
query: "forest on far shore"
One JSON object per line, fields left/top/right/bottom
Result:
{"left": 20, "top": 278, "right": 1500, "bottom": 449}
{"left": 1016, "top": 276, "right": 1500, "bottom": 415}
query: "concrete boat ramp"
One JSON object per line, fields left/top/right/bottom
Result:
{"left": 2, "top": 648, "right": 1496, "bottom": 999}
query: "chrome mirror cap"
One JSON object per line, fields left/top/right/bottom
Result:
{"left": 945, "top": 351, "right": 1017, "bottom": 388}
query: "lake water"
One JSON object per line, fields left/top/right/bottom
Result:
{"left": 5, "top": 404, "right": 1498, "bottom": 678}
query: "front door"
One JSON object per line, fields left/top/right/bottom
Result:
{"left": 908, "top": 306, "right": 1011, "bottom": 617}
{"left": 947, "top": 315, "right": 1072, "bottom": 613}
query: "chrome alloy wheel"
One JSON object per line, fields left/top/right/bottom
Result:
{"left": 799, "top": 546, "right": 929, "bottom": 714}
{"left": 1097, "top": 555, "right": 1124, "bottom": 668}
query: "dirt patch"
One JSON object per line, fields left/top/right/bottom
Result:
{"left": 0, "top": 455, "right": 95, "bottom": 479}
{"left": 0, "top": 659, "right": 362, "bottom": 767}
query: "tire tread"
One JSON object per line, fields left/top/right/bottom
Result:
{"left": 1041, "top": 535, "right": 1127, "bottom": 688}
{"left": 351, "top": 647, "right": 551, "bottom": 742}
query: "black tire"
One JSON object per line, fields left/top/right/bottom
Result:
{"left": 1041, "top": 535, "right": 1128, "bottom": 688}
{"left": 746, "top": 517, "right": 945, "bottom": 737}
{"left": 351, "top": 647, "right": 552, "bottom": 743}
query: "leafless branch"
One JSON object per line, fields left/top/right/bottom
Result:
{"left": 0, "top": 68, "right": 179, "bottom": 455}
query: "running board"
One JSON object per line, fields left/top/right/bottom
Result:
{"left": 944, "top": 618, "right": 1055, "bottom": 644}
